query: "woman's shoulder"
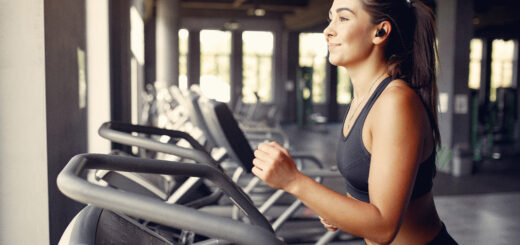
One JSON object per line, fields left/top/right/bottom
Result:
{"left": 371, "top": 78, "right": 426, "bottom": 124}
{"left": 378, "top": 79, "right": 423, "bottom": 109}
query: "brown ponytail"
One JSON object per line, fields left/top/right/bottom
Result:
{"left": 361, "top": 0, "right": 441, "bottom": 147}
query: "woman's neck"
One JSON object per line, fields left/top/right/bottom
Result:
{"left": 346, "top": 54, "right": 389, "bottom": 100}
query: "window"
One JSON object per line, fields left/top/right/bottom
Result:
{"left": 242, "top": 31, "right": 274, "bottom": 103}
{"left": 299, "top": 33, "right": 328, "bottom": 103}
{"left": 200, "top": 30, "right": 231, "bottom": 102}
{"left": 490, "top": 39, "right": 515, "bottom": 101}
{"left": 337, "top": 66, "right": 352, "bottom": 104}
{"left": 179, "top": 29, "right": 189, "bottom": 90}
{"left": 468, "top": 38, "right": 482, "bottom": 89}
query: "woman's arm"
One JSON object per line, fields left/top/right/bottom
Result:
{"left": 252, "top": 84, "right": 427, "bottom": 244}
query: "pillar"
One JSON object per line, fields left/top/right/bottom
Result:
{"left": 156, "top": 0, "right": 180, "bottom": 86}
{"left": 187, "top": 29, "right": 201, "bottom": 88}
{"left": 230, "top": 30, "right": 243, "bottom": 107}
{"left": 436, "top": 0, "right": 474, "bottom": 173}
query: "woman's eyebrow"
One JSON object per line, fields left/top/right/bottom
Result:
{"left": 329, "top": 7, "right": 356, "bottom": 16}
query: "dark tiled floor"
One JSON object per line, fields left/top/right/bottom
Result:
{"left": 433, "top": 157, "right": 520, "bottom": 196}
{"left": 436, "top": 193, "right": 520, "bottom": 244}
{"left": 281, "top": 123, "right": 520, "bottom": 244}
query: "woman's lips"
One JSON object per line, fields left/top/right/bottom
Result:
{"left": 328, "top": 43, "right": 341, "bottom": 50}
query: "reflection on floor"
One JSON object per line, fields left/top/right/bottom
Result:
{"left": 281, "top": 123, "right": 520, "bottom": 244}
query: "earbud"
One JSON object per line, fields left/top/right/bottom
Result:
{"left": 376, "top": 28, "right": 386, "bottom": 37}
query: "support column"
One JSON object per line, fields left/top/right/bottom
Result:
{"left": 281, "top": 31, "right": 299, "bottom": 123}
{"left": 326, "top": 63, "right": 338, "bottom": 122}
{"left": 44, "top": 0, "right": 89, "bottom": 243}
{"left": 109, "top": 0, "right": 131, "bottom": 123}
{"left": 187, "top": 29, "right": 200, "bottom": 88}
{"left": 230, "top": 30, "right": 243, "bottom": 107}
{"left": 144, "top": 5, "right": 156, "bottom": 85}
{"left": 436, "top": 0, "right": 474, "bottom": 173}
{"left": 156, "top": 0, "right": 180, "bottom": 86}
{"left": 109, "top": 0, "right": 132, "bottom": 154}
{"left": 513, "top": 41, "right": 520, "bottom": 150}
{"left": 273, "top": 29, "right": 285, "bottom": 110}
{"left": 479, "top": 39, "right": 492, "bottom": 110}
{"left": 513, "top": 40, "right": 519, "bottom": 90}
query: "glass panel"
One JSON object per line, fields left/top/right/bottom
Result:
{"left": 299, "top": 33, "right": 328, "bottom": 103}
{"left": 490, "top": 39, "right": 515, "bottom": 101}
{"left": 468, "top": 39, "right": 482, "bottom": 89}
{"left": 242, "top": 31, "right": 274, "bottom": 103}
{"left": 178, "top": 29, "right": 189, "bottom": 90}
{"left": 337, "top": 66, "right": 352, "bottom": 104}
{"left": 200, "top": 30, "right": 231, "bottom": 102}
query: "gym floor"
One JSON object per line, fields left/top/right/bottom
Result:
{"left": 282, "top": 123, "right": 520, "bottom": 245}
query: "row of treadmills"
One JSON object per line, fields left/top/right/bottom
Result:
{"left": 57, "top": 86, "right": 363, "bottom": 244}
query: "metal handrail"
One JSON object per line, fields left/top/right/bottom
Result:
{"left": 99, "top": 121, "right": 217, "bottom": 168}
{"left": 57, "top": 153, "right": 283, "bottom": 245}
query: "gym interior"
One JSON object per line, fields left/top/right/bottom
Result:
{"left": 1, "top": 0, "right": 519, "bottom": 244}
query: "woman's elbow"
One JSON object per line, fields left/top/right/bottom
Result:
{"left": 370, "top": 224, "right": 399, "bottom": 245}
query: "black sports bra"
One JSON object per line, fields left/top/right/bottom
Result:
{"left": 336, "top": 77, "right": 436, "bottom": 203}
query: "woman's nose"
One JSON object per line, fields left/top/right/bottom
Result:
{"left": 323, "top": 23, "right": 335, "bottom": 39}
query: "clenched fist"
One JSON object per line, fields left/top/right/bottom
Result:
{"left": 252, "top": 141, "right": 302, "bottom": 192}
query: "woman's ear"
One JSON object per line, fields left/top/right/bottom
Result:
{"left": 373, "top": 20, "right": 391, "bottom": 45}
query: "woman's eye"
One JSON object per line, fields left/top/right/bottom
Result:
{"left": 339, "top": 17, "right": 349, "bottom": 22}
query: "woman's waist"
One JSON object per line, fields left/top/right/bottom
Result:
{"left": 345, "top": 190, "right": 441, "bottom": 244}
{"left": 393, "top": 192, "right": 442, "bottom": 244}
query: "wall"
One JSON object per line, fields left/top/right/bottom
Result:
{"left": 44, "top": 0, "right": 88, "bottom": 243}
{"left": 0, "top": 0, "right": 50, "bottom": 244}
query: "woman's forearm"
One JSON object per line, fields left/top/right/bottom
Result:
{"left": 251, "top": 141, "right": 400, "bottom": 243}
{"left": 285, "top": 173, "right": 398, "bottom": 244}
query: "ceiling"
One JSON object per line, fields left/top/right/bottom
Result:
{"left": 473, "top": 0, "right": 520, "bottom": 38}
{"left": 180, "top": 0, "right": 310, "bottom": 14}
{"left": 178, "top": 0, "right": 330, "bottom": 30}
{"left": 176, "top": 0, "right": 520, "bottom": 37}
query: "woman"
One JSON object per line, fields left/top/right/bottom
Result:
{"left": 252, "top": 0, "right": 457, "bottom": 244}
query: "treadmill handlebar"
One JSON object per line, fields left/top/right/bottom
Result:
{"left": 57, "top": 153, "right": 282, "bottom": 245}
{"left": 99, "top": 121, "right": 217, "bottom": 168}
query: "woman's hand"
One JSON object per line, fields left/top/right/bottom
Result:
{"left": 319, "top": 216, "right": 338, "bottom": 231}
{"left": 252, "top": 141, "right": 302, "bottom": 191}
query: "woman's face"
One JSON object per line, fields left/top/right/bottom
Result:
{"left": 324, "top": 0, "right": 376, "bottom": 67}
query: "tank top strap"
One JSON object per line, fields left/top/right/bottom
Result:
{"left": 358, "top": 76, "right": 394, "bottom": 117}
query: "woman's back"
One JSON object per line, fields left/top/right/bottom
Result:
{"left": 366, "top": 80, "right": 456, "bottom": 244}
{"left": 346, "top": 79, "right": 442, "bottom": 244}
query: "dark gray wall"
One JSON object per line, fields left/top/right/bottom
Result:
{"left": 43, "top": 0, "right": 87, "bottom": 243}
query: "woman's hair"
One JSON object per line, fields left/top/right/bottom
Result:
{"left": 360, "top": 0, "right": 441, "bottom": 147}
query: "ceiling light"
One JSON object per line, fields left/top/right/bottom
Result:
{"left": 254, "top": 8, "right": 265, "bottom": 16}
{"left": 247, "top": 7, "right": 265, "bottom": 17}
